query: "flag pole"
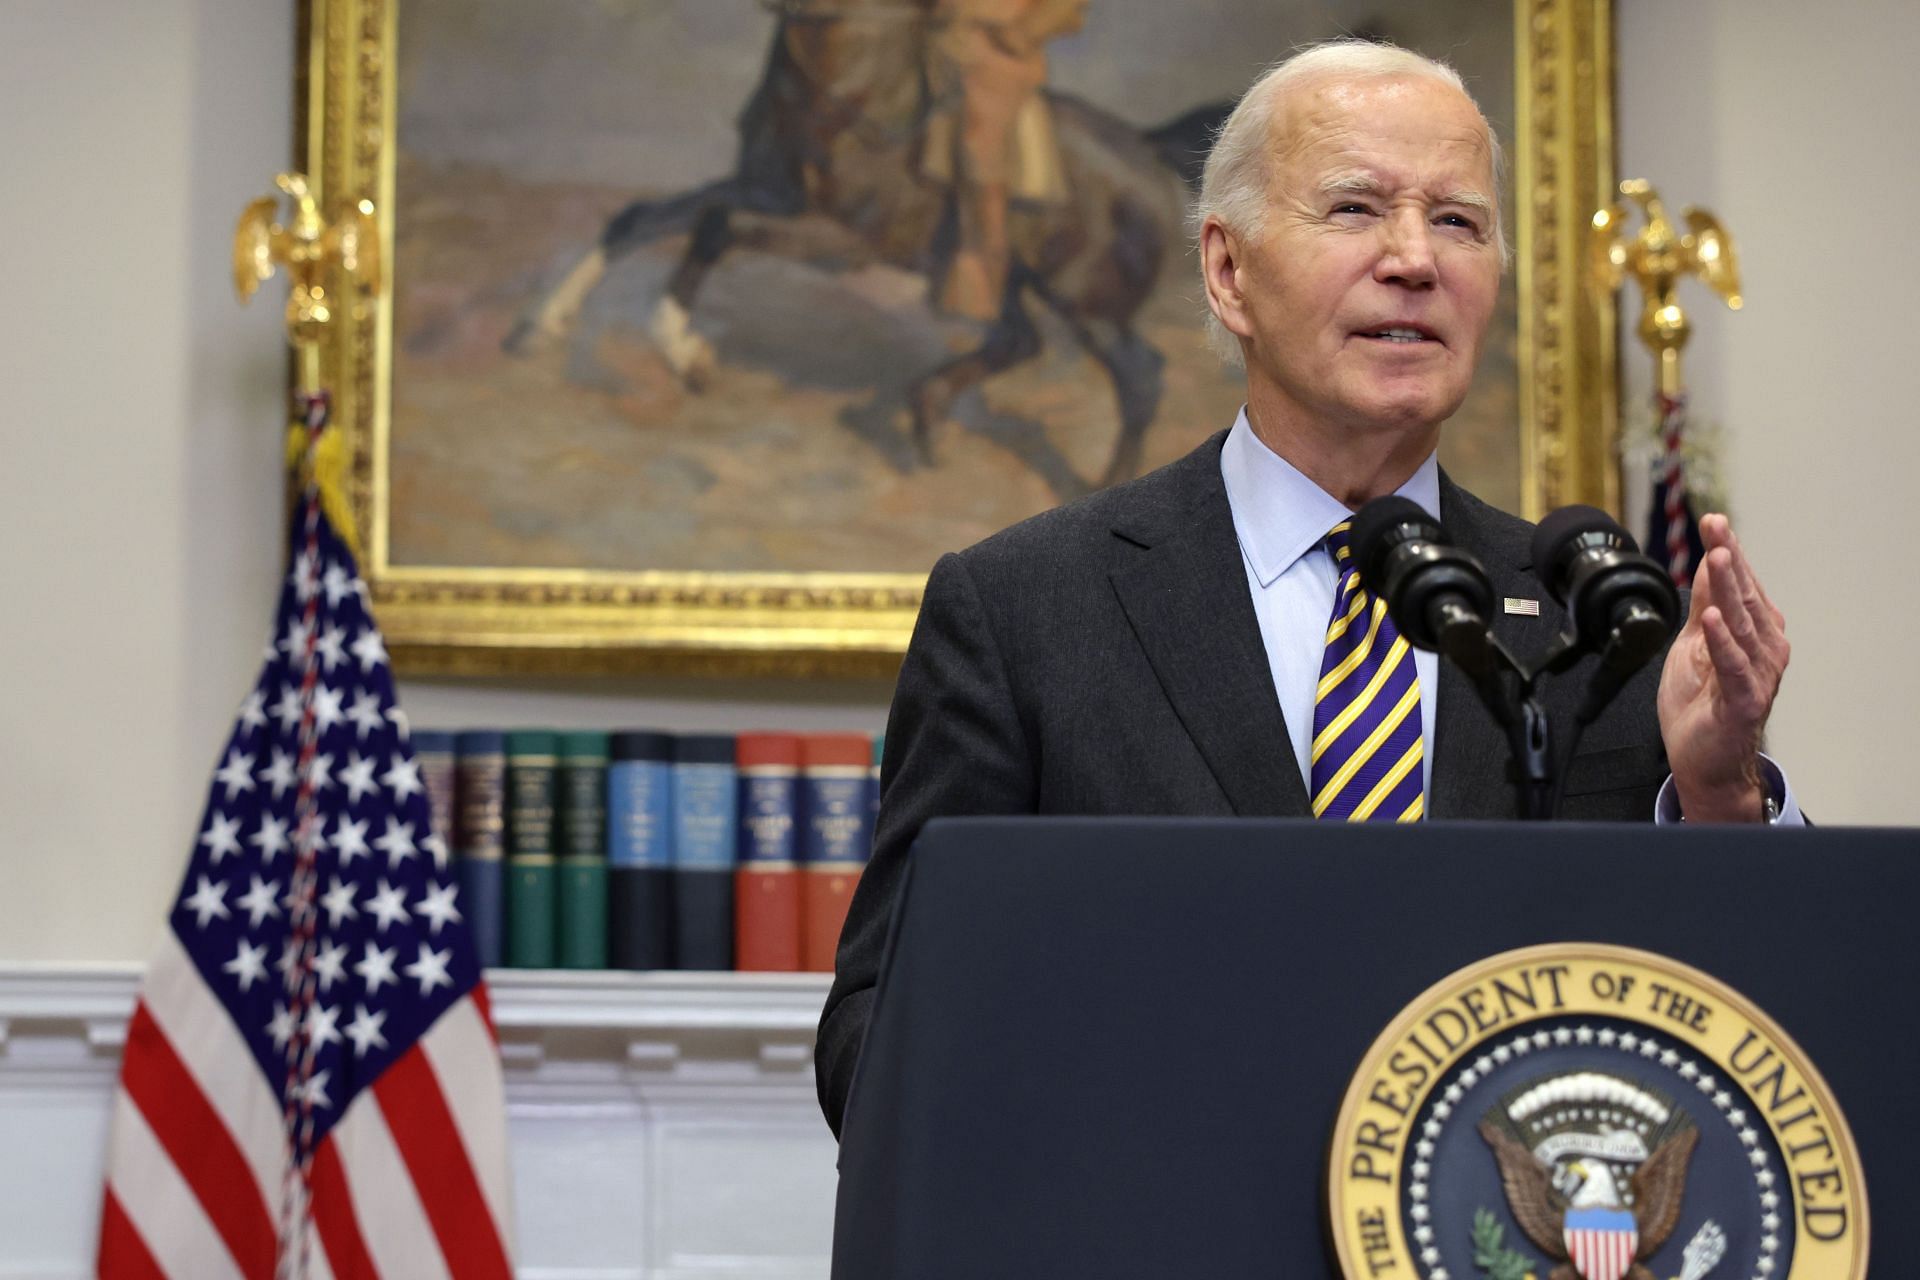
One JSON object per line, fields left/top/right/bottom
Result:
{"left": 1592, "top": 180, "right": 1742, "bottom": 586}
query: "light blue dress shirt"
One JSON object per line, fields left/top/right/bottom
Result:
{"left": 1217, "top": 410, "right": 1800, "bottom": 824}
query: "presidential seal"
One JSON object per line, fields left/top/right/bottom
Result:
{"left": 1328, "top": 944, "right": 1867, "bottom": 1280}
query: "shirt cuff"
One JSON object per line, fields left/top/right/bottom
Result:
{"left": 1654, "top": 754, "right": 1803, "bottom": 825}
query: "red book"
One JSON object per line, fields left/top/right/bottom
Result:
{"left": 734, "top": 733, "right": 804, "bottom": 971}
{"left": 799, "top": 733, "right": 875, "bottom": 973}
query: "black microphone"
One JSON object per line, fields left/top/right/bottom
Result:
{"left": 1351, "top": 496, "right": 1497, "bottom": 669}
{"left": 1530, "top": 505, "right": 1682, "bottom": 674}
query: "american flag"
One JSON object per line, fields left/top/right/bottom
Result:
{"left": 1647, "top": 390, "right": 1707, "bottom": 587}
{"left": 98, "top": 393, "right": 514, "bottom": 1279}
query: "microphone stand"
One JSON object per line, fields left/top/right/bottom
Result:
{"left": 1437, "top": 619, "right": 1652, "bottom": 822}
{"left": 1430, "top": 611, "right": 1558, "bottom": 821}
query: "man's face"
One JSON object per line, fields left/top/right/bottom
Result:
{"left": 1209, "top": 74, "right": 1503, "bottom": 442}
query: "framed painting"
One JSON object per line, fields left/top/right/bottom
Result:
{"left": 296, "top": 0, "right": 1617, "bottom": 676}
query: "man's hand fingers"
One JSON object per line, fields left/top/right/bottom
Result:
{"left": 1706, "top": 515, "right": 1787, "bottom": 638}
{"left": 1702, "top": 606, "right": 1764, "bottom": 713}
{"left": 1728, "top": 526, "right": 1788, "bottom": 633}
{"left": 1705, "top": 546, "right": 1769, "bottom": 664}
{"left": 1684, "top": 549, "right": 1711, "bottom": 626}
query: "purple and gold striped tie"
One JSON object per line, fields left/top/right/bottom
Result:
{"left": 1310, "top": 520, "right": 1425, "bottom": 822}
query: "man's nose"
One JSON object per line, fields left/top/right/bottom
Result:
{"left": 1374, "top": 209, "right": 1438, "bottom": 287}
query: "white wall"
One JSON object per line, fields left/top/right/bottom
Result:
{"left": 1616, "top": 0, "right": 1920, "bottom": 822}
{"left": 0, "top": 0, "right": 1912, "bottom": 964}
{"left": 1, "top": 0, "right": 290, "bottom": 963}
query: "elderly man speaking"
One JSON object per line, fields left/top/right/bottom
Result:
{"left": 815, "top": 40, "right": 1796, "bottom": 1136}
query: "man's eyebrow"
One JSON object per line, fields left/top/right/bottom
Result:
{"left": 1437, "top": 189, "right": 1495, "bottom": 214}
{"left": 1321, "top": 174, "right": 1384, "bottom": 197}
{"left": 1319, "top": 174, "right": 1495, "bottom": 215}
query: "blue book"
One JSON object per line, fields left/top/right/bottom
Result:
{"left": 607, "top": 731, "right": 674, "bottom": 970}
{"left": 453, "top": 731, "right": 507, "bottom": 969}
{"left": 671, "top": 734, "right": 737, "bottom": 970}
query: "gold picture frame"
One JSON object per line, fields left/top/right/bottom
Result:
{"left": 295, "top": 0, "right": 1617, "bottom": 679}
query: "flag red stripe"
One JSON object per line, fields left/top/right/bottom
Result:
{"left": 119, "top": 1001, "right": 277, "bottom": 1280}
{"left": 98, "top": 1186, "right": 169, "bottom": 1280}
{"left": 309, "top": 1135, "right": 379, "bottom": 1280}
{"left": 372, "top": 1045, "right": 512, "bottom": 1280}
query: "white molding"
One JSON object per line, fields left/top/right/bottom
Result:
{"left": 0, "top": 965, "right": 840, "bottom": 1278}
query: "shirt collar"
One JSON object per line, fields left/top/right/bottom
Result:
{"left": 1220, "top": 407, "right": 1442, "bottom": 588}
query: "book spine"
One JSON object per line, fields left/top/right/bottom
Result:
{"left": 505, "top": 731, "right": 559, "bottom": 968}
{"left": 800, "top": 735, "right": 875, "bottom": 972}
{"left": 734, "top": 734, "right": 803, "bottom": 972}
{"left": 556, "top": 731, "right": 609, "bottom": 970}
{"left": 607, "top": 733, "right": 674, "bottom": 970}
{"left": 454, "top": 731, "right": 507, "bottom": 969}
{"left": 671, "top": 738, "right": 737, "bottom": 970}
{"left": 414, "top": 730, "right": 457, "bottom": 865}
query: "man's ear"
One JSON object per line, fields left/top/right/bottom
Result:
{"left": 1200, "top": 216, "right": 1254, "bottom": 341}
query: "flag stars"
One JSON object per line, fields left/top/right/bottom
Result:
{"left": 422, "top": 832, "right": 450, "bottom": 870}
{"left": 292, "top": 548, "right": 320, "bottom": 601}
{"left": 250, "top": 814, "right": 291, "bottom": 864}
{"left": 319, "top": 876, "right": 359, "bottom": 926}
{"left": 351, "top": 628, "right": 389, "bottom": 673}
{"left": 322, "top": 563, "right": 356, "bottom": 607}
{"left": 271, "top": 685, "right": 304, "bottom": 733}
{"left": 305, "top": 1002, "right": 343, "bottom": 1050}
{"left": 238, "top": 690, "right": 268, "bottom": 731}
{"left": 224, "top": 939, "right": 268, "bottom": 992}
{"left": 355, "top": 941, "right": 399, "bottom": 994}
{"left": 374, "top": 818, "right": 418, "bottom": 868}
{"left": 268, "top": 1002, "right": 298, "bottom": 1049}
{"left": 181, "top": 876, "right": 231, "bottom": 928}
{"left": 404, "top": 943, "right": 453, "bottom": 996}
{"left": 339, "top": 753, "right": 380, "bottom": 805}
{"left": 312, "top": 940, "right": 349, "bottom": 992}
{"left": 312, "top": 684, "right": 346, "bottom": 734}
{"left": 415, "top": 882, "right": 461, "bottom": 935}
{"left": 214, "top": 750, "right": 257, "bottom": 800}
{"left": 313, "top": 625, "right": 347, "bottom": 672}
{"left": 294, "top": 815, "right": 327, "bottom": 858}
{"left": 382, "top": 755, "right": 424, "bottom": 803}
{"left": 281, "top": 616, "right": 314, "bottom": 663}
{"left": 258, "top": 749, "right": 297, "bottom": 799}
{"left": 237, "top": 875, "right": 283, "bottom": 927}
{"left": 297, "top": 1069, "right": 333, "bottom": 1111}
{"left": 345, "top": 691, "right": 385, "bottom": 740}
{"left": 345, "top": 1005, "right": 388, "bottom": 1058}
{"left": 332, "top": 816, "right": 371, "bottom": 866}
{"left": 303, "top": 752, "right": 335, "bottom": 793}
{"left": 199, "top": 812, "right": 244, "bottom": 864}
{"left": 367, "top": 879, "right": 411, "bottom": 932}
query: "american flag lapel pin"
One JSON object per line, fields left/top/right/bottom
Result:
{"left": 1503, "top": 597, "right": 1540, "bottom": 616}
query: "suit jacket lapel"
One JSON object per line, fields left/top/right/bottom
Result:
{"left": 1429, "top": 474, "right": 1541, "bottom": 820}
{"left": 1107, "top": 438, "right": 1310, "bottom": 818}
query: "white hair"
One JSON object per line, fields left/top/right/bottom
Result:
{"left": 1193, "top": 39, "right": 1509, "bottom": 365}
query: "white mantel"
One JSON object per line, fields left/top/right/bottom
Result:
{"left": 0, "top": 966, "right": 840, "bottom": 1280}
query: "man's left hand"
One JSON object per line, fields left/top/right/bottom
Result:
{"left": 1656, "top": 514, "right": 1791, "bottom": 821}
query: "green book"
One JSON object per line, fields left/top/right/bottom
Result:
{"left": 556, "top": 730, "right": 610, "bottom": 970}
{"left": 506, "top": 730, "right": 559, "bottom": 968}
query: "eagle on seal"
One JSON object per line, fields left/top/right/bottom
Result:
{"left": 1478, "top": 1115, "right": 1699, "bottom": 1280}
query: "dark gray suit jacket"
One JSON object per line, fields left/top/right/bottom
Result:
{"left": 815, "top": 431, "right": 1670, "bottom": 1136}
